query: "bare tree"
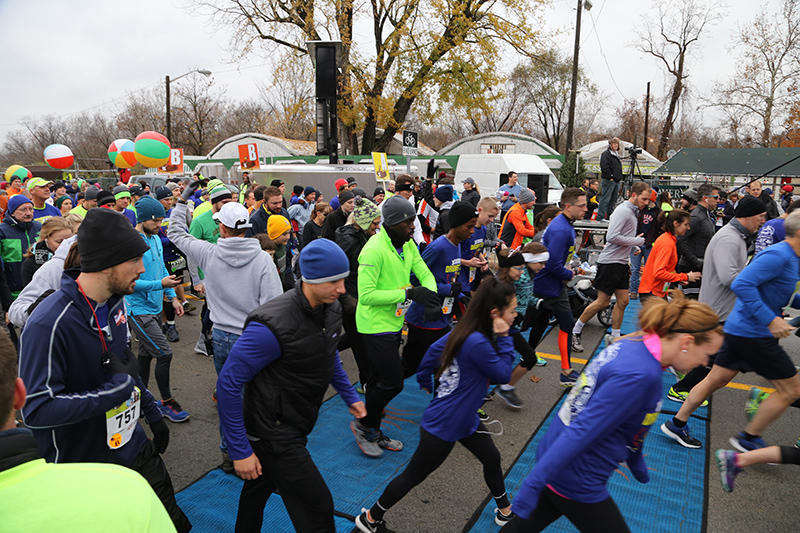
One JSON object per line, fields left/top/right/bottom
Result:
{"left": 709, "top": 0, "right": 800, "bottom": 147}
{"left": 635, "top": 0, "right": 725, "bottom": 158}
{"left": 170, "top": 73, "right": 227, "bottom": 155}
{"left": 256, "top": 54, "right": 315, "bottom": 141}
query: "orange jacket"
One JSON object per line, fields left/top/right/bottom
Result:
{"left": 639, "top": 232, "right": 688, "bottom": 297}
{"left": 500, "top": 202, "right": 536, "bottom": 249}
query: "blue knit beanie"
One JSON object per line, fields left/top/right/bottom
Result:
{"left": 135, "top": 195, "right": 166, "bottom": 223}
{"left": 8, "top": 194, "right": 32, "bottom": 216}
{"left": 300, "top": 238, "right": 350, "bottom": 284}
{"left": 304, "top": 186, "right": 316, "bottom": 198}
{"left": 434, "top": 184, "right": 454, "bottom": 202}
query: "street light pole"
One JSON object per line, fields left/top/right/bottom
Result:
{"left": 165, "top": 69, "right": 211, "bottom": 142}
{"left": 565, "top": 0, "right": 591, "bottom": 153}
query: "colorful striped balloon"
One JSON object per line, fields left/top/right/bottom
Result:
{"left": 4, "top": 165, "right": 32, "bottom": 182}
{"left": 134, "top": 131, "right": 171, "bottom": 168}
{"left": 43, "top": 144, "right": 74, "bottom": 169}
{"left": 108, "top": 139, "right": 137, "bottom": 168}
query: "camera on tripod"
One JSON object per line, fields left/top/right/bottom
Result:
{"left": 625, "top": 145, "right": 643, "bottom": 156}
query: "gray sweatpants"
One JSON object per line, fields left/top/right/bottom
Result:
{"left": 130, "top": 314, "right": 173, "bottom": 400}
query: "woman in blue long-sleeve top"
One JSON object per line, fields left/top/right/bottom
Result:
{"left": 501, "top": 293, "right": 723, "bottom": 533}
{"left": 355, "top": 277, "right": 519, "bottom": 533}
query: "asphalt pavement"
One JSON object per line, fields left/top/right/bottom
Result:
{"left": 145, "top": 301, "right": 800, "bottom": 533}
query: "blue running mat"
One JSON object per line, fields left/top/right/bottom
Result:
{"left": 466, "top": 299, "right": 710, "bottom": 532}
{"left": 176, "top": 380, "right": 434, "bottom": 531}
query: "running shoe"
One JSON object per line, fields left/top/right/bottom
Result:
{"left": 730, "top": 431, "right": 767, "bottom": 453}
{"left": 355, "top": 509, "right": 394, "bottom": 533}
{"left": 535, "top": 354, "right": 547, "bottom": 366}
{"left": 158, "top": 399, "right": 191, "bottom": 423}
{"left": 715, "top": 449, "right": 742, "bottom": 493}
{"left": 668, "top": 367, "right": 686, "bottom": 381}
{"left": 182, "top": 301, "right": 197, "bottom": 314}
{"left": 163, "top": 324, "right": 180, "bottom": 343}
{"left": 571, "top": 334, "right": 584, "bottom": 353}
{"left": 661, "top": 419, "right": 702, "bottom": 449}
{"left": 667, "top": 387, "right": 708, "bottom": 407}
{"left": 350, "top": 421, "right": 383, "bottom": 458}
{"left": 477, "top": 408, "right": 490, "bottom": 422}
{"left": 375, "top": 431, "right": 404, "bottom": 452}
{"left": 559, "top": 370, "right": 580, "bottom": 388}
{"left": 494, "top": 508, "right": 516, "bottom": 527}
{"left": 496, "top": 388, "right": 524, "bottom": 409}
{"left": 745, "top": 387, "right": 769, "bottom": 422}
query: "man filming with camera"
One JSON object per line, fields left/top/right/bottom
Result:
{"left": 597, "top": 137, "right": 623, "bottom": 221}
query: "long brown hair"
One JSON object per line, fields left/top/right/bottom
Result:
{"left": 639, "top": 290, "right": 722, "bottom": 344}
{"left": 436, "top": 277, "right": 516, "bottom": 379}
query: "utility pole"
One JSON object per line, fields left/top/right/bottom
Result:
{"left": 566, "top": 0, "right": 591, "bottom": 152}
{"left": 643, "top": 82, "right": 650, "bottom": 152}
{"left": 165, "top": 75, "right": 171, "bottom": 141}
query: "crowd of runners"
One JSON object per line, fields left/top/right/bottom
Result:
{"left": 1, "top": 140, "right": 800, "bottom": 532}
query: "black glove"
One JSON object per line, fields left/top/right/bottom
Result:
{"left": 460, "top": 294, "right": 472, "bottom": 308}
{"left": 104, "top": 350, "right": 139, "bottom": 380}
{"left": 449, "top": 282, "right": 462, "bottom": 297}
{"left": 424, "top": 300, "right": 443, "bottom": 322}
{"left": 426, "top": 159, "right": 438, "bottom": 181}
{"left": 407, "top": 286, "right": 437, "bottom": 305}
{"left": 180, "top": 179, "right": 202, "bottom": 201}
{"left": 150, "top": 418, "right": 170, "bottom": 454}
{"left": 418, "top": 241, "right": 427, "bottom": 254}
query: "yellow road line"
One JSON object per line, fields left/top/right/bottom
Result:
{"left": 537, "top": 352, "right": 775, "bottom": 394}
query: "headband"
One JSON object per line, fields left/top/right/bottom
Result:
{"left": 498, "top": 250, "right": 525, "bottom": 268}
{"left": 395, "top": 181, "right": 413, "bottom": 192}
{"left": 523, "top": 252, "right": 550, "bottom": 264}
{"left": 671, "top": 323, "right": 720, "bottom": 334}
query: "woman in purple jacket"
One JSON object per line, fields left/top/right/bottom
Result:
{"left": 355, "top": 277, "right": 518, "bottom": 533}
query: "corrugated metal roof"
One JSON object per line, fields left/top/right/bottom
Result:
{"left": 654, "top": 148, "right": 800, "bottom": 177}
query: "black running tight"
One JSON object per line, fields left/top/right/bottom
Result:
{"left": 371, "top": 426, "right": 509, "bottom": 521}
{"left": 499, "top": 487, "right": 630, "bottom": 533}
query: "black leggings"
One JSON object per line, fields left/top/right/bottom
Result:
{"left": 513, "top": 331, "right": 539, "bottom": 370}
{"left": 362, "top": 332, "right": 404, "bottom": 430}
{"left": 163, "top": 299, "right": 175, "bottom": 322}
{"left": 371, "top": 426, "right": 510, "bottom": 521}
{"left": 499, "top": 488, "right": 629, "bottom": 533}
{"left": 402, "top": 324, "right": 449, "bottom": 378}
{"left": 342, "top": 310, "right": 370, "bottom": 386}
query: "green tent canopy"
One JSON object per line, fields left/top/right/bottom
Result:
{"left": 654, "top": 148, "right": 800, "bottom": 177}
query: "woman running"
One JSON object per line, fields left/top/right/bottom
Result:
{"left": 638, "top": 209, "right": 701, "bottom": 302}
{"left": 501, "top": 293, "right": 723, "bottom": 533}
{"left": 355, "top": 277, "right": 519, "bottom": 532}
{"left": 493, "top": 244, "right": 550, "bottom": 409}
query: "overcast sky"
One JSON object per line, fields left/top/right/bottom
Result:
{"left": 0, "top": 0, "right": 776, "bottom": 155}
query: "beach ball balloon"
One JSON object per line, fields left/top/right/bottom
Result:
{"left": 43, "top": 144, "right": 74, "bottom": 169}
{"left": 108, "top": 139, "right": 137, "bottom": 168}
{"left": 4, "top": 165, "right": 32, "bottom": 182}
{"left": 134, "top": 131, "right": 171, "bottom": 168}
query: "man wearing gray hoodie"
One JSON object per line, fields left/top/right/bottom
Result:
{"left": 572, "top": 181, "right": 651, "bottom": 350}
{"left": 169, "top": 183, "right": 282, "bottom": 471}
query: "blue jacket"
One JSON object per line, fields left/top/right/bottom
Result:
{"left": 513, "top": 337, "right": 662, "bottom": 516}
{"left": 416, "top": 331, "right": 513, "bottom": 442}
{"left": 125, "top": 232, "right": 176, "bottom": 316}
{"left": 460, "top": 225, "right": 486, "bottom": 291}
{"left": 407, "top": 234, "right": 463, "bottom": 329}
{"left": 534, "top": 214, "right": 576, "bottom": 298}
{"left": 725, "top": 241, "right": 800, "bottom": 338}
{"left": 19, "top": 271, "right": 162, "bottom": 466}
{"left": 158, "top": 207, "right": 183, "bottom": 263}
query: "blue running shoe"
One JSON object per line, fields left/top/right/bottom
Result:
{"left": 730, "top": 432, "right": 767, "bottom": 452}
{"left": 158, "top": 398, "right": 191, "bottom": 423}
{"left": 559, "top": 370, "right": 580, "bottom": 387}
{"left": 661, "top": 419, "right": 702, "bottom": 449}
{"left": 715, "top": 449, "right": 742, "bottom": 493}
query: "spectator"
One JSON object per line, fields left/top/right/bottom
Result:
{"left": 584, "top": 179, "right": 599, "bottom": 219}
{"left": 460, "top": 177, "right": 481, "bottom": 207}
{"left": 659, "top": 190, "right": 674, "bottom": 212}
{"left": 497, "top": 171, "right": 521, "bottom": 222}
{"left": 597, "top": 137, "right": 623, "bottom": 220}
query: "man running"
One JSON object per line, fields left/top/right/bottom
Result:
{"left": 572, "top": 182, "right": 650, "bottom": 350}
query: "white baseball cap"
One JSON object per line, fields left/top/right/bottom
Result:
{"left": 212, "top": 202, "right": 252, "bottom": 229}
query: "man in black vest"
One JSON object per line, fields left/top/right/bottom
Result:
{"left": 216, "top": 238, "right": 366, "bottom": 533}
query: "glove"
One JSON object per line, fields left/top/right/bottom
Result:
{"left": 426, "top": 159, "right": 438, "bottom": 181}
{"left": 449, "top": 282, "right": 462, "bottom": 297}
{"left": 418, "top": 241, "right": 427, "bottom": 254}
{"left": 626, "top": 447, "right": 650, "bottom": 483}
{"left": 407, "top": 286, "right": 437, "bottom": 305}
{"left": 181, "top": 179, "right": 202, "bottom": 201}
{"left": 424, "top": 300, "right": 443, "bottom": 323}
{"left": 460, "top": 294, "right": 472, "bottom": 308}
{"left": 150, "top": 418, "right": 170, "bottom": 454}
{"left": 104, "top": 350, "right": 139, "bottom": 380}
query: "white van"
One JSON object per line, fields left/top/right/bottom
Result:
{"left": 454, "top": 154, "right": 563, "bottom": 206}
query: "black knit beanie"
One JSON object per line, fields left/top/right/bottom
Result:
{"left": 78, "top": 209, "right": 149, "bottom": 272}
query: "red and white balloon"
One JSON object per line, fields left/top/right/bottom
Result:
{"left": 43, "top": 144, "right": 74, "bottom": 169}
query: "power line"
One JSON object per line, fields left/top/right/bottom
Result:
{"left": 581, "top": 0, "right": 607, "bottom": 46}
{"left": 588, "top": 10, "right": 627, "bottom": 100}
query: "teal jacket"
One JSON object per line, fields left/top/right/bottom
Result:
{"left": 356, "top": 229, "right": 436, "bottom": 334}
{"left": 125, "top": 232, "right": 177, "bottom": 316}
{"left": 0, "top": 215, "right": 41, "bottom": 295}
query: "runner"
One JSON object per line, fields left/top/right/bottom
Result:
{"left": 0, "top": 195, "right": 42, "bottom": 299}
{"left": 460, "top": 197, "right": 498, "bottom": 293}
{"left": 352, "top": 195, "right": 438, "bottom": 457}
{"left": 501, "top": 294, "right": 723, "bottom": 533}
{"left": 715, "top": 445, "right": 800, "bottom": 493}
{"left": 402, "top": 201, "right": 477, "bottom": 378}
{"left": 662, "top": 210, "right": 800, "bottom": 451}
{"left": 572, "top": 181, "right": 650, "bottom": 350}
{"left": 216, "top": 239, "right": 365, "bottom": 533}
{"left": 17, "top": 208, "right": 191, "bottom": 532}
{"left": 493, "top": 244, "right": 550, "bottom": 409}
{"left": 355, "top": 277, "right": 519, "bottom": 533}
{"left": 526, "top": 187, "right": 587, "bottom": 386}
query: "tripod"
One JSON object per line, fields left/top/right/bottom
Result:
{"left": 616, "top": 147, "right": 646, "bottom": 208}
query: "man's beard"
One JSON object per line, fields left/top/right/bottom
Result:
{"left": 142, "top": 225, "right": 159, "bottom": 236}
{"left": 107, "top": 268, "right": 138, "bottom": 296}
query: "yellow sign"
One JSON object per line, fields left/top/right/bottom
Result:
{"left": 372, "top": 152, "right": 390, "bottom": 182}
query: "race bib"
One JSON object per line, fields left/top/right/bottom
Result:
{"left": 396, "top": 299, "right": 412, "bottom": 317}
{"left": 168, "top": 256, "right": 187, "bottom": 272}
{"left": 441, "top": 297, "right": 454, "bottom": 314}
{"left": 106, "top": 387, "right": 140, "bottom": 450}
{"left": 469, "top": 267, "right": 476, "bottom": 284}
